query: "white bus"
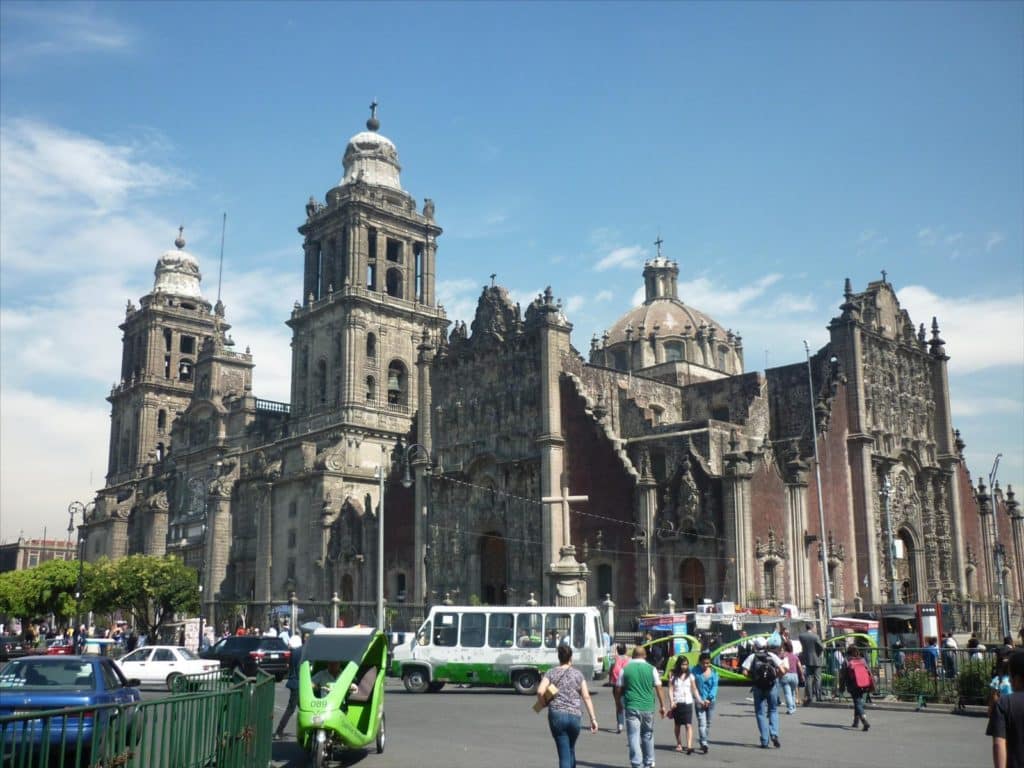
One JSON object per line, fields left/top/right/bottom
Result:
{"left": 390, "top": 605, "right": 607, "bottom": 694}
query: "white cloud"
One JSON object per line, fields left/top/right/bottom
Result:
{"left": 918, "top": 227, "right": 938, "bottom": 246}
{"left": 436, "top": 278, "right": 481, "bottom": 325}
{"left": 951, "top": 396, "right": 1022, "bottom": 418}
{"left": 565, "top": 295, "right": 585, "bottom": 314}
{"left": 0, "top": 389, "right": 109, "bottom": 542}
{"left": 986, "top": 232, "right": 1006, "bottom": 252}
{"left": 897, "top": 285, "right": 1024, "bottom": 373}
{"left": 595, "top": 245, "right": 645, "bottom": 271}
{"left": 679, "top": 274, "right": 783, "bottom": 314}
{"left": 1, "top": 4, "right": 136, "bottom": 64}
{"left": 594, "top": 289, "right": 614, "bottom": 302}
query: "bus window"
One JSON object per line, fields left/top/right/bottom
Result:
{"left": 434, "top": 612, "right": 459, "bottom": 647}
{"left": 517, "top": 614, "right": 542, "bottom": 647}
{"left": 573, "top": 613, "right": 587, "bottom": 649}
{"left": 417, "top": 620, "right": 432, "bottom": 646}
{"left": 461, "top": 613, "right": 485, "bottom": 648}
{"left": 545, "top": 614, "right": 571, "bottom": 648}
{"left": 488, "top": 613, "right": 515, "bottom": 647}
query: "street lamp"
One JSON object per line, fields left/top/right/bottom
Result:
{"left": 803, "top": 342, "right": 833, "bottom": 630}
{"left": 393, "top": 438, "right": 435, "bottom": 607}
{"left": 989, "top": 454, "right": 1009, "bottom": 638}
{"left": 67, "top": 500, "right": 94, "bottom": 644}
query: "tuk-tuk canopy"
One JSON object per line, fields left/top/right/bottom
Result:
{"left": 303, "top": 628, "right": 379, "bottom": 664}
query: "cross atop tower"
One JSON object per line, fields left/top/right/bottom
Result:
{"left": 654, "top": 235, "right": 664, "bottom": 258}
{"left": 367, "top": 100, "right": 380, "bottom": 131}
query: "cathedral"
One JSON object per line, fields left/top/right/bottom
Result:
{"left": 83, "top": 109, "right": 1022, "bottom": 635}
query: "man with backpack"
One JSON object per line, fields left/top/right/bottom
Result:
{"left": 742, "top": 636, "right": 788, "bottom": 748}
{"left": 842, "top": 644, "right": 875, "bottom": 732}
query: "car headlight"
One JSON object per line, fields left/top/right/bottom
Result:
{"left": 312, "top": 715, "right": 324, "bottom": 727}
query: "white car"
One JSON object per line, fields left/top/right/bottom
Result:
{"left": 116, "top": 645, "right": 219, "bottom": 690}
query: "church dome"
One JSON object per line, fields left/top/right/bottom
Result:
{"left": 153, "top": 227, "right": 202, "bottom": 298}
{"left": 596, "top": 256, "right": 743, "bottom": 376}
{"left": 339, "top": 103, "right": 403, "bottom": 191}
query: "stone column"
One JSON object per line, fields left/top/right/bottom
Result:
{"left": 784, "top": 473, "right": 812, "bottom": 610}
{"left": 722, "top": 440, "right": 754, "bottom": 604}
{"left": 254, "top": 483, "right": 273, "bottom": 604}
{"left": 636, "top": 467, "right": 658, "bottom": 610}
{"left": 414, "top": 331, "right": 436, "bottom": 605}
{"left": 977, "top": 483, "right": 996, "bottom": 598}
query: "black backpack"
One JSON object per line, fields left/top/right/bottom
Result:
{"left": 751, "top": 651, "right": 778, "bottom": 691}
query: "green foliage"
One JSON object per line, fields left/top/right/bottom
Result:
{"left": 892, "top": 669, "right": 936, "bottom": 699}
{"left": 0, "top": 558, "right": 92, "bottom": 624}
{"left": 956, "top": 660, "right": 992, "bottom": 704}
{"left": 90, "top": 555, "right": 199, "bottom": 638}
{"left": 468, "top": 594, "right": 482, "bottom": 606}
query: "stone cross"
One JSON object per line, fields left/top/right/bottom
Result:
{"left": 542, "top": 474, "right": 589, "bottom": 551}
{"left": 369, "top": 99, "right": 378, "bottom": 119}
{"left": 654, "top": 236, "right": 663, "bottom": 258}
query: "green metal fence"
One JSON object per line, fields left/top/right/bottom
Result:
{"left": 0, "top": 670, "right": 275, "bottom": 768}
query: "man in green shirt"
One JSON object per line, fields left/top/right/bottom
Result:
{"left": 614, "top": 646, "right": 667, "bottom": 768}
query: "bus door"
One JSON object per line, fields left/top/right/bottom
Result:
{"left": 428, "top": 610, "right": 461, "bottom": 682}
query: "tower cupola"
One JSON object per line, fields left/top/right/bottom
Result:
{"left": 153, "top": 227, "right": 202, "bottom": 298}
{"left": 339, "top": 101, "right": 403, "bottom": 191}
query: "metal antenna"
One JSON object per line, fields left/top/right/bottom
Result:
{"left": 217, "top": 212, "right": 227, "bottom": 304}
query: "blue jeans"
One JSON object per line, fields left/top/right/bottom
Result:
{"left": 548, "top": 708, "right": 581, "bottom": 768}
{"left": 752, "top": 686, "right": 779, "bottom": 746}
{"left": 696, "top": 700, "right": 714, "bottom": 747}
{"left": 852, "top": 691, "right": 866, "bottom": 722}
{"left": 624, "top": 708, "right": 656, "bottom": 768}
{"left": 780, "top": 672, "right": 799, "bottom": 713}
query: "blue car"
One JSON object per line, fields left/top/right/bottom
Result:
{"left": 0, "top": 655, "right": 141, "bottom": 758}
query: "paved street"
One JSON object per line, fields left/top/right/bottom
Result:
{"left": 265, "top": 680, "right": 989, "bottom": 767}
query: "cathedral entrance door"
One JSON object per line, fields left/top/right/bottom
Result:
{"left": 679, "top": 558, "right": 705, "bottom": 610}
{"left": 480, "top": 532, "right": 507, "bottom": 605}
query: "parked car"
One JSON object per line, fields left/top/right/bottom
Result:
{"left": 200, "top": 635, "right": 291, "bottom": 680}
{"left": 0, "top": 636, "right": 33, "bottom": 662}
{"left": 45, "top": 637, "right": 75, "bottom": 655}
{"left": 0, "top": 655, "right": 141, "bottom": 757}
{"left": 116, "top": 645, "right": 219, "bottom": 690}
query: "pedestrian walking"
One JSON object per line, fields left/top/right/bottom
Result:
{"left": 797, "top": 622, "right": 824, "bottom": 703}
{"left": 608, "top": 643, "right": 630, "bottom": 733}
{"left": 273, "top": 634, "right": 303, "bottom": 739}
{"left": 536, "top": 644, "right": 598, "bottom": 768}
{"left": 780, "top": 639, "right": 803, "bottom": 714}
{"left": 742, "top": 636, "right": 788, "bottom": 748}
{"left": 614, "top": 645, "right": 668, "bottom": 768}
{"left": 986, "top": 649, "right": 1023, "bottom": 768}
{"left": 942, "top": 632, "right": 959, "bottom": 679}
{"left": 667, "top": 656, "right": 703, "bottom": 754}
{"left": 830, "top": 644, "right": 847, "bottom": 700}
{"left": 842, "top": 644, "right": 874, "bottom": 731}
{"left": 694, "top": 652, "right": 718, "bottom": 754}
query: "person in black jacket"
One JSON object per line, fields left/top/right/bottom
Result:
{"left": 797, "top": 623, "right": 824, "bottom": 704}
{"left": 273, "top": 635, "right": 303, "bottom": 740}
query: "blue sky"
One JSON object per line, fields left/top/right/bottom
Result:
{"left": 1, "top": 1, "right": 1021, "bottom": 541}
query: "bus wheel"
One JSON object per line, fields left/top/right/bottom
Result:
{"left": 427, "top": 681, "right": 445, "bottom": 692}
{"left": 403, "top": 669, "right": 430, "bottom": 693}
{"left": 513, "top": 669, "right": 539, "bottom": 695}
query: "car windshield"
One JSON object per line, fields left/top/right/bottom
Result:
{"left": 0, "top": 659, "right": 96, "bottom": 689}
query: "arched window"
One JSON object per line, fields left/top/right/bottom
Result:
{"left": 385, "top": 268, "right": 403, "bottom": 299}
{"left": 366, "top": 376, "right": 376, "bottom": 404}
{"left": 366, "top": 333, "right": 377, "bottom": 359}
{"left": 611, "top": 349, "right": 628, "bottom": 371}
{"left": 664, "top": 342, "right": 684, "bottom": 362}
{"left": 157, "top": 409, "right": 167, "bottom": 432}
{"left": 387, "top": 361, "right": 407, "bottom": 406}
{"left": 316, "top": 359, "right": 327, "bottom": 404}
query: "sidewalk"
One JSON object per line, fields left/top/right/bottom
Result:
{"left": 802, "top": 695, "right": 988, "bottom": 718}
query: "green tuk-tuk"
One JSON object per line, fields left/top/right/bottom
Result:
{"left": 296, "top": 628, "right": 387, "bottom": 765}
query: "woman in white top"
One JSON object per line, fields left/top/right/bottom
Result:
{"left": 668, "top": 655, "right": 704, "bottom": 754}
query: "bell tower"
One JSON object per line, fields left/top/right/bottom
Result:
{"left": 288, "top": 104, "right": 447, "bottom": 431}
{"left": 106, "top": 229, "right": 223, "bottom": 486}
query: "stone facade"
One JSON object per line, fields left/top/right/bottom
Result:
{"left": 83, "top": 111, "right": 1020, "bottom": 633}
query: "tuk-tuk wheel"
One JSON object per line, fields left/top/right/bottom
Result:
{"left": 376, "top": 712, "right": 386, "bottom": 753}
{"left": 311, "top": 733, "right": 327, "bottom": 768}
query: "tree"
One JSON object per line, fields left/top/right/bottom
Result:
{"left": 0, "top": 559, "right": 91, "bottom": 626}
{"left": 90, "top": 555, "right": 198, "bottom": 639}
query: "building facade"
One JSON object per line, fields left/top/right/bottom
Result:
{"left": 82, "top": 110, "right": 1021, "bottom": 635}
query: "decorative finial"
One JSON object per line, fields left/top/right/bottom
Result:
{"left": 654, "top": 235, "right": 664, "bottom": 258}
{"left": 175, "top": 226, "right": 185, "bottom": 249}
{"left": 490, "top": 273, "right": 496, "bottom": 287}
{"left": 367, "top": 99, "right": 380, "bottom": 131}
{"left": 881, "top": 269, "right": 887, "bottom": 283}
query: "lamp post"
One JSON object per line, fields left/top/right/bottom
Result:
{"left": 67, "top": 501, "right": 94, "bottom": 643}
{"left": 803, "top": 341, "right": 833, "bottom": 630}
{"left": 393, "top": 438, "right": 434, "bottom": 608}
{"left": 988, "top": 455, "right": 1008, "bottom": 638}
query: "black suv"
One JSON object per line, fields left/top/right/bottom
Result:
{"left": 200, "top": 636, "right": 290, "bottom": 680}
{"left": 0, "top": 636, "right": 33, "bottom": 663}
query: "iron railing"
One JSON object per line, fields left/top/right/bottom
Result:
{"left": 0, "top": 669, "right": 275, "bottom": 768}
